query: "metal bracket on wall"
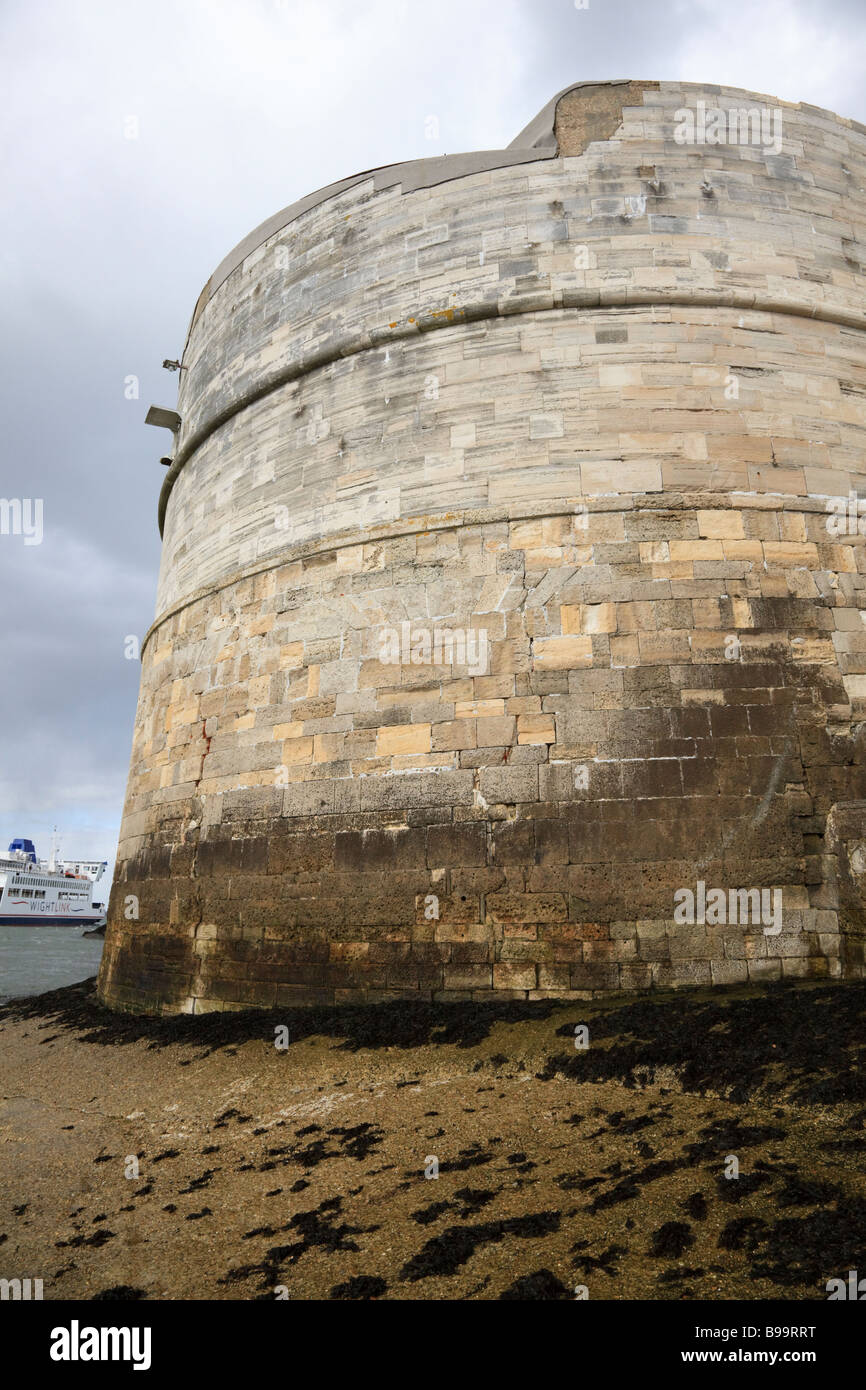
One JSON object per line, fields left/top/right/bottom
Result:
{"left": 145, "top": 405, "right": 182, "bottom": 433}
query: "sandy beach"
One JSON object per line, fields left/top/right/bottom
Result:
{"left": 1, "top": 977, "right": 864, "bottom": 1301}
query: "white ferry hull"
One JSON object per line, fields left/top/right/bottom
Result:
{"left": 0, "top": 839, "right": 108, "bottom": 929}
{"left": 1, "top": 912, "right": 105, "bottom": 926}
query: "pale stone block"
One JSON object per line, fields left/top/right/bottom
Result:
{"left": 682, "top": 432, "right": 708, "bottom": 461}
{"left": 581, "top": 459, "right": 663, "bottom": 493}
{"left": 779, "top": 513, "right": 807, "bottom": 542}
{"left": 762, "top": 542, "right": 819, "bottom": 566}
{"left": 616, "top": 601, "right": 656, "bottom": 632}
{"left": 517, "top": 714, "right": 555, "bottom": 744}
{"left": 826, "top": 545, "right": 858, "bottom": 573}
{"left": 690, "top": 631, "right": 728, "bottom": 658}
{"left": 722, "top": 540, "right": 763, "bottom": 561}
{"left": 281, "top": 736, "right": 313, "bottom": 765}
{"left": 509, "top": 520, "right": 545, "bottom": 549}
{"left": 562, "top": 601, "right": 617, "bottom": 634}
{"left": 791, "top": 637, "right": 835, "bottom": 664}
{"left": 638, "top": 630, "right": 691, "bottom": 663}
{"left": 376, "top": 723, "right": 432, "bottom": 756}
{"left": 692, "top": 599, "right": 722, "bottom": 627}
{"left": 279, "top": 642, "right": 305, "bottom": 668}
{"left": 696, "top": 510, "right": 745, "bottom": 539}
{"left": 598, "top": 364, "right": 644, "bottom": 387}
{"left": 432, "top": 719, "right": 477, "bottom": 752}
{"left": 619, "top": 432, "right": 686, "bottom": 455}
{"left": 313, "top": 733, "right": 345, "bottom": 763}
{"left": 451, "top": 422, "right": 476, "bottom": 448}
{"left": 166, "top": 701, "right": 199, "bottom": 730}
{"left": 507, "top": 696, "right": 542, "bottom": 715}
{"left": 640, "top": 540, "right": 669, "bottom": 563}
{"left": 525, "top": 546, "right": 565, "bottom": 567}
{"left": 477, "top": 715, "right": 516, "bottom": 746}
{"left": 455, "top": 699, "right": 505, "bottom": 718}
{"left": 529, "top": 414, "right": 564, "bottom": 440}
{"left": 669, "top": 539, "right": 724, "bottom": 562}
{"left": 533, "top": 635, "right": 593, "bottom": 669}
{"left": 336, "top": 544, "right": 364, "bottom": 573}
{"left": 610, "top": 634, "right": 639, "bottom": 667}
{"left": 391, "top": 752, "right": 456, "bottom": 771}
{"left": 833, "top": 609, "right": 866, "bottom": 631}
{"left": 249, "top": 675, "right": 271, "bottom": 707}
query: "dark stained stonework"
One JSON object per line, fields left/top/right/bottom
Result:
{"left": 99, "top": 546, "right": 866, "bottom": 1012}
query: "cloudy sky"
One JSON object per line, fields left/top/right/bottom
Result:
{"left": 2, "top": 0, "right": 865, "bottom": 870}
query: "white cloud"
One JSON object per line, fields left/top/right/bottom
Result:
{"left": 672, "top": 0, "right": 865, "bottom": 118}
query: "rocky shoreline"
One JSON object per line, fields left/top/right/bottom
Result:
{"left": 1, "top": 977, "right": 864, "bottom": 1300}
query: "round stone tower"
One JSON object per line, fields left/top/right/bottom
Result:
{"left": 99, "top": 80, "right": 866, "bottom": 1014}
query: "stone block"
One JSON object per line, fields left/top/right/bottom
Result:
{"left": 533, "top": 635, "right": 593, "bottom": 669}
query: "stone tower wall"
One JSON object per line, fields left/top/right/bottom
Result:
{"left": 99, "top": 81, "right": 866, "bottom": 1013}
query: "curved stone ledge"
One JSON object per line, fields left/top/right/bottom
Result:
{"left": 142, "top": 495, "right": 864, "bottom": 660}
{"left": 159, "top": 289, "right": 866, "bottom": 537}
{"left": 157, "top": 303, "right": 866, "bottom": 613}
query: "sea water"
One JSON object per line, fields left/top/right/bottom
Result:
{"left": 0, "top": 924, "right": 104, "bottom": 1003}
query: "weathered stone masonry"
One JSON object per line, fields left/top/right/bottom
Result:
{"left": 99, "top": 80, "right": 866, "bottom": 1013}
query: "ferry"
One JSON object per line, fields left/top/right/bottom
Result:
{"left": 0, "top": 838, "right": 108, "bottom": 926}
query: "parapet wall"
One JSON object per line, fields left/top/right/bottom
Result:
{"left": 99, "top": 80, "right": 866, "bottom": 1013}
